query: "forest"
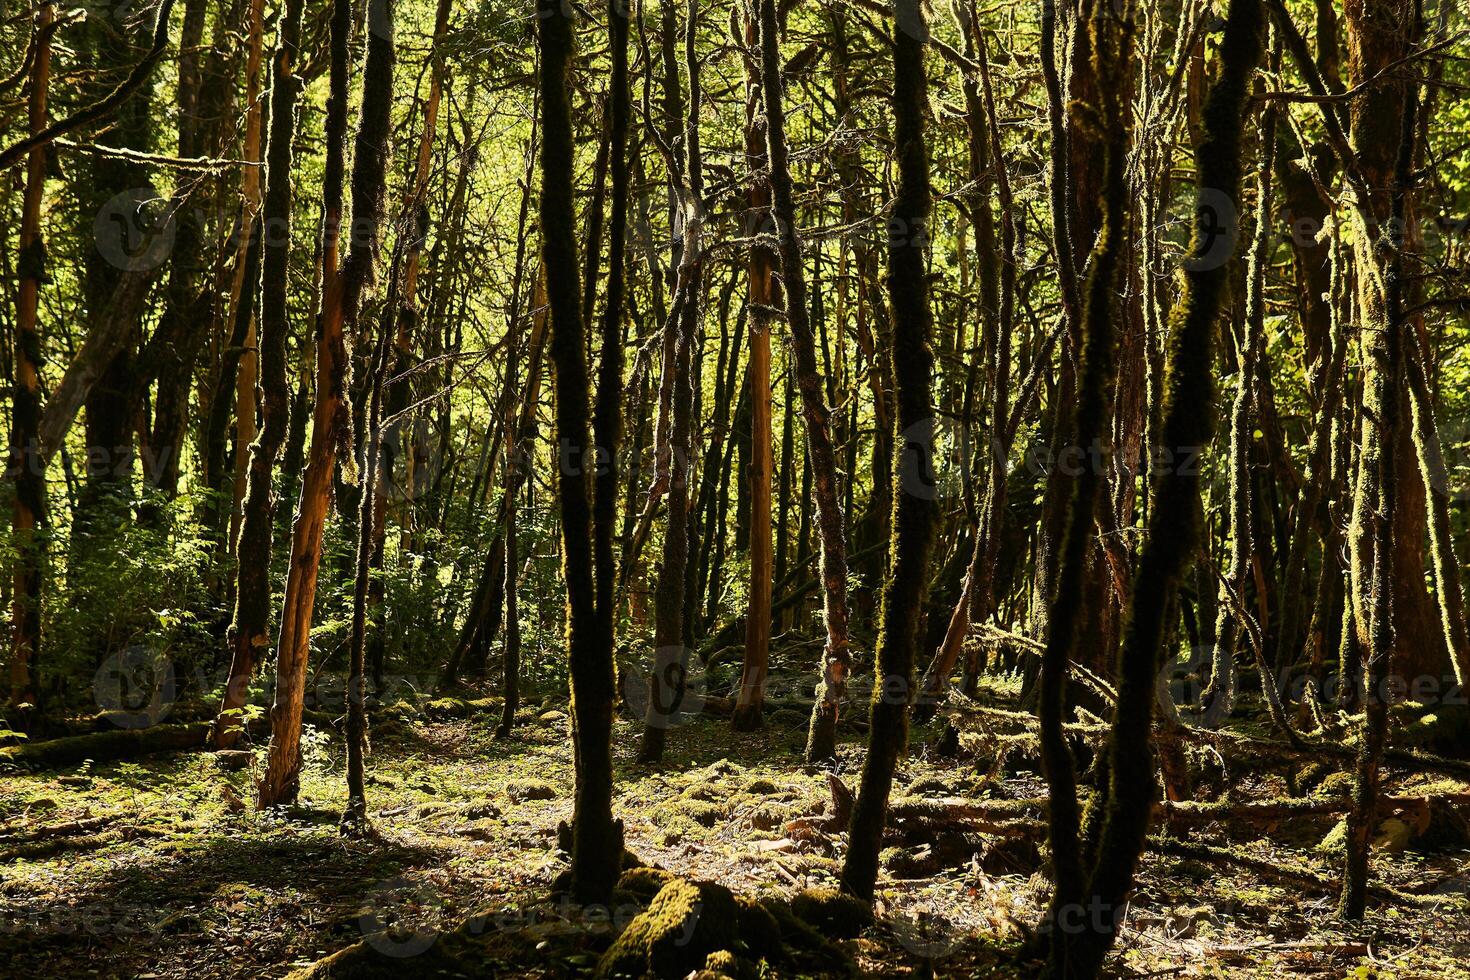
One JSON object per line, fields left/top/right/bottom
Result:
{"left": 0, "top": 0, "right": 1468, "bottom": 975}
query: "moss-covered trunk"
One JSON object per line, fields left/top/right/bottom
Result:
{"left": 7, "top": 2, "right": 55, "bottom": 714}
{"left": 840, "top": 0, "right": 938, "bottom": 902}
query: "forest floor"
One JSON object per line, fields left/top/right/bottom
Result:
{"left": 1, "top": 676, "right": 1468, "bottom": 979}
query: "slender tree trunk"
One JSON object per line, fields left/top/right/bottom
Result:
{"left": 1201, "top": 89, "right": 1278, "bottom": 721}
{"left": 141, "top": 0, "right": 211, "bottom": 507}
{"left": 840, "top": 0, "right": 938, "bottom": 902}
{"left": 750, "top": 0, "right": 851, "bottom": 760}
{"left": 213, "top": 0, "right": 302, "bottom": 750}
{"left": 916, "top": 3, "right": 1015, "bottom": 710}
{"left": 1340, "top": 0, "right": 1420, "bottom": 919}
{"left": 1405, "top": 331, "right": 1470, "bottom": 688}
{"left": 6, "top": 2, "right": 54, "bottom": 714}
{"left": 1036, "top": 0, "right": 1130, "bottom": 946}
{"left": 538, "top": 0, "right": 622, "bottom": 902}
{"left": 732, "top": 4, "right": 775, "bottom": 734}
{"left": 259, "top": 0, "right": 394, "bottom": 808}
{"left": 1052, "top": 3, "right": 1263, "bottom": 975}
{"left": 209, "top": 0, "right": 265, "bottom": 567}
{"left": 593, "top": 0, "right": 631, "bottom": 682}
{"left": 641, "top": 0, "right": 705, "bottom": 759}
{"left": 343, "top": 312, "right": 392, "bottom": 832}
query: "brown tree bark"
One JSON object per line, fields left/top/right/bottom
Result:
{"left": 259, "top": 0, "right": 394, "bottom": 808}
{"left": 212, "top": 0, "right": 301, "bottom": 750}
{"left": 750, "top": 0, "right": 852, "bottom": 760}
{"left": 732, "top": 4, "right": 775, "bottom": 735}
{"left": 641, "top": 0, "right": 705, "bottom": 759}
{"left": 1055, "top": 3, "right": 1264, "bottom": 975}
{"left": 6, "top": 2, "right": 54, "bottom": 713}
{"left": 1339, "top": 0, "right": 1420, "bottom": 920}
{"left": 538, "top": 0, "right": 622, "bottom": 902}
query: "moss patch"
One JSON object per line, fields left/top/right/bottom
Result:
{"left": 790, "top": 887, "right": 872, "bottom": 938}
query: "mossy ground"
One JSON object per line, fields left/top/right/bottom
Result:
{"left": 0, "top": 677, "right": 1467, "bottom": 978}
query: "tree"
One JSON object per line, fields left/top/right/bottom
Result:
{"left": 748, "top": 0, "right": 852, "bottom": 761}
{"left": 259, "top": 0, "right": 396, "bottom": 808}
{"left": 1047, "top": 1, "right": 1264, "bottom": 975}
{"left": 6, "top": 2, "right": 56, "bottom": 715}
{"left": 641, "top": 0, "right": 706, "bottom": 761}
{"left": 213, "top": 0, "right": 302, "bottom": 750}
{"left": 840, "top": 0, "right": 939, "bottom": 902}
{"left": 537, "top": 0, "right": 623, "bottom": 902}
{"left": 732, "top": 0, "right": 775, "bottom": 737}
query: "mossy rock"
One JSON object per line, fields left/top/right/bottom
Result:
{"left": 617, "top": 866, "right": 677, "bottom": 900}
{"left": 505, "top": 778, "right": 557, "bottom": 802}
{"left": 1318, "top": 816, "right": 1418, "bottom": 856}
{"left": 907, "top": 775, "right": 954, "bottom": 796}
{"left": 695, "top": 950, "right": 758, "bottom": 980}
{"left": 424, "top": 696, "right": 502, "bottom": 720}
{"left": 743, "top": 778, "right": 778, "bottom": 796}
{"left": 1295, "top": 761, "right": 1330, "bottom": 794}
{"left": 651, "top": 799, "right": 725, "bottom": 843}
{"left": 596, "top": 878, "right": 741, "bottom": 978}
{"left": 1314, "top": 771, "right": 1354, "bottom": 799}
{"left": 753, "top": 897, "right": 853, "bottom": 974}
{"left": 742, "top": 802, "right": 788, "bottom": 831}
{"left": 789, "top": 888, "right": 872, "bottom": 939}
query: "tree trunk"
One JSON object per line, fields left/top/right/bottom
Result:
{"left": 343, "top": 310, "right": 392, "bottom": 831}
{"left": 641, "top": 0, "right": 705, "bottom": 759}
{"left": 1339, "top": 0, "right": 1420, "bottom": 921}
{"left": 1055, "top": 3, "right": 1263, "bottom": 975}
{"left": 212, "top": 0, "right": 302, "bottom": 750}
{"left": 732, "top": 4, "right": 775, "bottom": 735}
{"left": 1035, "top": 0, "right": 1130, "bottom": 947}
{"left": 751, "top": 0, "right": 852, "bottom": 761}
{"left": 840, "top": 0, "right": 938, "bottom": 902}
{"left": 916, "top": 2, "right": 1015, "bottom": 711}
{"left": 6, "top": 2, "right": 54, "bottom": 713}
{"left": 258, "top": 0, "right": 394, "bottom": 808}
{"left": 537, "top": 0, "right": 622, "bottom": 903}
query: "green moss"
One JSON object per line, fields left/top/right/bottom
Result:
{"left": 617, "top": 866, "right": 676, "bottom": 900}
{"left": 1315, "top": 771, "right": 1355, "bottom": 799}
{"left": 596, "top": 879, "right": 740, "bottom": 979}
{"left": 682, "top": 783, "right": 725, "bottom": 803}
{"left": 758, "top": 804, "right": 795, "bottom": 832}
{"left": 651, "top": 798, "right": 726, "bottom": 843}
{"left": 1317, "top": 818, "right": 1347, "bottom": 855}
{"left": 699, "top": 950, "right": 757, "bottom": 980}
{"left": 1393, "top": 704, "right": 1470, "bottom": 756}
{"left": 790, "top": 888, "right": 871, "bottom": 938}
{"left": 0, "top": 723, "right": 212, "bottom": 770}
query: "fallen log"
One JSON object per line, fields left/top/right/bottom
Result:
{"left": 0, "top": 815, "right": 110, "bottom": 844}
{"left": 0, "top": 722, "right": 215, "bottom": 770}
{"left": 1149, "top": 838, "right": 1447, "bottom": 909}
{"left": 0, "top": 706, "right": 345, "bottom": 771}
